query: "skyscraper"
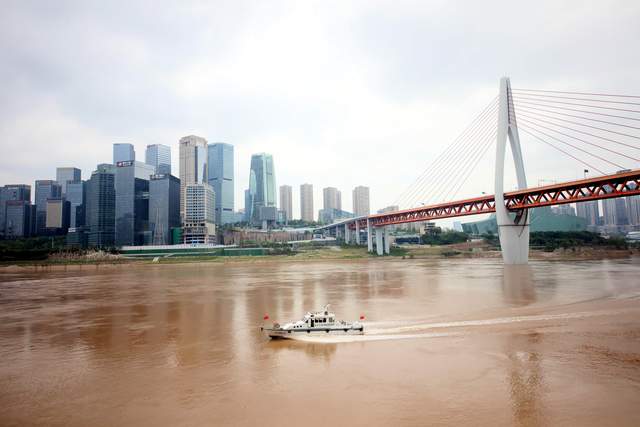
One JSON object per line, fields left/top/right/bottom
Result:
{"left": 149, "top": 174, "right": 181, "bottom": 245}
{"left": 183, "top": 183, "right": 216, "bottom": 244}
{"left": 576, "top": 201, "right": 600, "bottom": 226}
{"left": 249, "top": 153, "right": 276, "bottom": 222}
{"left": 113, "top": 143, "right": 135, "bottom": 164}
{"left": 45, "top": 199, "right": 71, "bottom": 234}
{"left": 85, "top": 164, "right": 116, "bottom": 247}
{"left": 34, "top": 180, "right": 62, "bottom": 235}
{"left": 179, "top": 135, "right": 208, "bottom": 220}
{"left": 56, "top": 167, "right": 81, "bottom": 196}
{"left": 0, "top": 184, "right": 31, "bottom": 237}
{"left": 145, "top": 144, "right": 172, "bottom": 175}
{"left": 66, "top": 181, "right": 86, "bottom": 228}
{"left": 300, "top": 183, "right": 314, "bottom": 222}
{"left": 323, "top": 187, "right": 341, "bottom": 211}
{"left": 279, "top": 185, "right": 292, "bottom": 223}
{"left": 627, "top": 195, "right": 640, "bottom": 226}
{"left": 114, "top": 161, "right": 155, "bottom": 246}
{"left": 207, "top": 143, "right": 234, "bottom": 225}
{"left": 4, "top": 200, "right": 31, "bottom": 238}
{"left": 352, "top": 186, "right": 370, "bottom": 217}
{"left": 603, "top": 198, "right": 628, "bottom": 226}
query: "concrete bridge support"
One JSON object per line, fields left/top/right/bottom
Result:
{"left": 344, "top": 224, "right": 351, "bottom": 244}
{"left": 355, "top": 221, "right": 360, "bottom": 245}
{"left": 384, "top": 227, "right": 391, "bottom": 254}
{"left": 367, "top": 219, "right": 373, "bottom": 252}
{"left": 495, "top": 77, "right": 529, "bottom": 265}
{"left": 375, "top": 227, "right": 384, "bottom": 255}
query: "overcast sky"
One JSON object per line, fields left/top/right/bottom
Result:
{"left": 1, "top": 0, "right": 639, "bottom": 221}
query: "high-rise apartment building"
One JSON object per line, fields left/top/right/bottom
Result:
{"left": 55, "top": 167, "right": 81, "bottom": 196}
{"left": 145, "top": 144, "right": 172, "bottom": 175}
{"left": 576, "top": 201, "right": 600, "bottom": 226}
{"left": 249, "top": 153, "right": 276, "bottom": 223}
{"left": 323, "top": 187, "right": 341, "bottom": 211}
{"left": 85, "top": 164, "right": 116, "bottom": 247}
{"left": 183, "top": 183, "right": 216, "bottom": 244}
{"left": 114, "top": 161, "right": 155, "bottom": 246}
{"left": 603, "top": 198, "right": 628, "bottom": 226}
{"left": 0, "top": 184, "right": 31, "bottom": 237}
{"left": 179, "top": 135, "right": 208, "bottom": 220}
{"left": 279, "top": 185, "right": 292, "bottom": 223}
{"left": 113, "top": 143, "right": 135, "bottom": 164}
{"left": 627, "top": 196, "right": 640, "bottom": 226}
{"left": 149, "top": 174, "right": 181, "bottom": 245}
{"left": 207, "top": 143, "right": 234, "bottom": 225}
{"left": 300, "top": 183, "right": 314, "bottom": 222}
{"left": 34, "top": 180, "right": 62, "bottom": 235}
{"left": 352, "top": 186, "right": 370, "bottom": 217}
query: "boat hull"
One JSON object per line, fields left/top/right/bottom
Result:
{"left": 262, "top": 326, "right": 364, "bottom": 339}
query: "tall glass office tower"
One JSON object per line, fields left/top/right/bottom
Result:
{"left": 207, "top": 143, "right": 234, "bottom": 225}
{"left": 113, "top": 143, "right": 135, "bottom": 164}
{"left": 149, "top": 174, "right": 181, "bottom": 245}
{"left": 34, "top": 180, "right": 62, "bottom": 235}
{"left": 179, "top": 135, "right": 208, "bottom": 221}
{"left": 55, "top": 167, "right": 81, "bottom": 196}
{"left": 85, "top": 164, "right": 116, "bottom": 247}
{"left": 66, "top": 181, "right": 86, "bottom": 228}
{"left": 0, "top": 184, "right": 31, "bottom": 237}
{"left": 249, "top": 153, "right": 276, "bottom": 222}
{"left": 114, "top": 161, "right": 155, "bottom": 246}
{"left": 145, "top": 144, "right": 172, "bottom": 175}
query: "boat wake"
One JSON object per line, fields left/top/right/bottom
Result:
{"left": 286, "top": 308, "right": 636, "bottom": 344}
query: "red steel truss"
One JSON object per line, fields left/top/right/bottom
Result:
{"left": 350, "top": 169, "right": 640, "bottom": 228}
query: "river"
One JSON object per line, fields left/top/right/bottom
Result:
{"left": 1, "top": 258, "right": 639, "bottom": 426}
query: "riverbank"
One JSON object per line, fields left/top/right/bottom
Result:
{"left": 1, "top": 243, "right": 637, "bottom": 272}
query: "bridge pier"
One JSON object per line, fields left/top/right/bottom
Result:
{"left": 384, "top": 227, "right": 390, "bottom": 254}
{"left": 367, "top": 219, "right": 373, "bottom": 252}
{"left": 495, "top": 76, "right": 529, "bottom": 265}
{"left": 375, "top": 227, "right": 384, "bottom": 255}
{"left": 344, "top": 224, "right": 351, "bottom": 244}
{"left": 355, "top": 221, "right": 360, "bottom": 245}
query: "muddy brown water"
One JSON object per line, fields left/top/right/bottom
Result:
{"left": 1, "top": 258, "right": 640, "bottom": 426}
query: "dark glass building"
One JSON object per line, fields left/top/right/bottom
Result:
{"left": 207, "top": 143, "right": 234, "bottom": 225}
{"left": 86, "top": 164, "right": 116, "bottom": 247}
{"left": 34, "top": 180, "right": 62, "bottom": 235}
{"left": 55, "top": 167, "right": 81, "bottom": 196}
{"left": 66, "top": 181, "right": 86, "bottom": 228}
{"left": 0, "top": 184, "right": 31, "bottom": 237}
{"left": 149, "top": 174, "right": 181, "bottom": 245}
{"left": 5, "top": 200, "right": 32, "bottom": 238}
{"left": 115, "top": 161, "right": 155, "bottom": 246}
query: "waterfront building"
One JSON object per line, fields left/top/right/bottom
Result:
{"left": 45, "top": 199, "right": 71, "bottom": 234}
{"left": 179, "top": 135, "right": 208, "bottom": 220}
{"left": 627, "top": 196, "right": 640, "bottom": 226}
{"left": 86, "top": 164, "right": 116, "bottom": 247}
{"left": 114, "top": 161, "right": 155, "bottom": 246}
{"left": 113, "top": 143, "right": 135, "bottom": 164}
{"left": 551, "top": 204, "right": 575, "bottom": 216}
{"left": 300, "top": 183, "right": 314, "bottom": 222}
{"left": 55, "top": 167, "right": 81, "bottom": 196}
{"left": 4, "top": 200, "right": 31, "bottom": 238}
{"left": 249, "top": 153, "right": 276, "bottom": 223}
{"left": 576, "top": 201, "right": 600, "bottom": 226}
{"left": 323, "top": 187, "right": 342, "bottom": 211}
{"left": 352, "top": 186, "right": 370, "bottom": 217}
{"left": 462, "top": 207, "right": 586, "bottom": 234}
{"left": 318, "top": 208, "right": 353, "bottom": 224}
{"left": 207, "top": 143, "right": 234, "bottom": 225}
{"left": 602, "top": 198, "right": 628, "bottom": 226}
{"left": 66, "top": 181, "right": 86, "bottom": 228}
{"left": 34, "top": 180, "right": 62, "bottom": 235}
{"left": 378, "top": 205, "right": 399, "bottom": 214}
{"left": 0, "top": 184, "right": 31, "bottom": 237}
{"left": 183, "top": 183, "right": 216, "bottom": 244}
{"left": 145, "top": 144, "right": 172, "bottom": 175}
{"left": 279, "top": 185, "right": 292, "bottom": 223}
{"left": 149, "top": 174, "right": 181, "bottom": 245}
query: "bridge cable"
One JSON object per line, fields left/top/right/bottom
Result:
{"left": 515, "top": 110, "right": 640, "bottom": 140}
{"left": 446, "top": 131, "right": 497, "bottom": 202}
{"left": 506, "top": 93, "right": 640, "bottom": 106}
{"left": 511, "top": 95, "right": 640, "bottom": 114}
{"left": 512, "top": 88, "right": 640, "bottom": 99}
{"left": 394, "top": 97, "right": 498, "bottom": 208}
{"left": 514, "top": 105, "right": 640, "bottom": 131}
{"left": 519, "top": 127, "right": 605, "bottom": 175}
{"left": 512, "top": 99, "right": 640, "bottom": 122}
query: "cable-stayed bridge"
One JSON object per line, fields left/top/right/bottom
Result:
{"left": 317, "top": 77, "right": 640, "bottom": 264}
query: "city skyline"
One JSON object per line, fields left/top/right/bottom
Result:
{"left": 4, "top": 2, "right": 639, "bottom": 221}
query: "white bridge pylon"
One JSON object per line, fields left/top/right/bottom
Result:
{"left": 495, "top": 77, "right": 530, "bottom": 264}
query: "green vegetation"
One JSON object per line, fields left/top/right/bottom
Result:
{"left": 0, "top": 236, "right": 69, "bottom": 261}
{"left": 420, "top": 227, "right": 469, "bottom": 245}
{"left": 530, "top": 231, "right": 628, "bottom": 251}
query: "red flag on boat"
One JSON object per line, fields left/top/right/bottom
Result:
{"left": 263, "top": 314, "right": 269, "bottom": 320}
{"left": 359, "top": 314, "right": 365, "bottom": 320}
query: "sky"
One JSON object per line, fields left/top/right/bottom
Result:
{"left": 1, "top": 0, "right": 639, "bottom": 223}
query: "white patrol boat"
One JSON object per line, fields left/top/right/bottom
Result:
{"left": 261, "top": 304, "right": 364, "bottom": 339}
